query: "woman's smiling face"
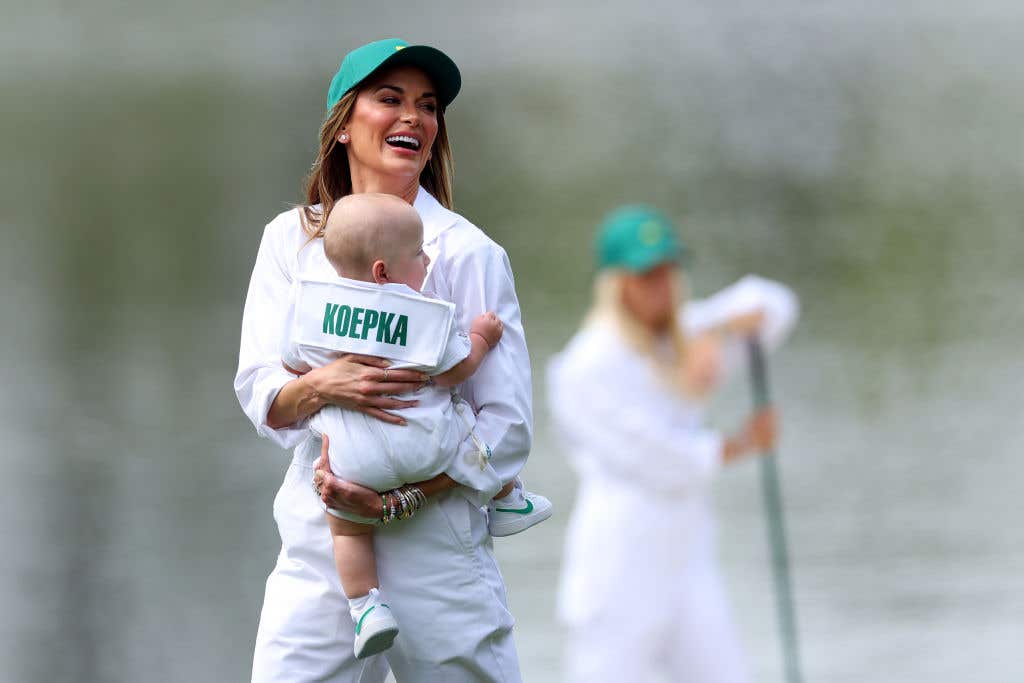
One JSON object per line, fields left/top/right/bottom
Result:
{"left": 341, "top": 65, "right": 440, "bottom": 184}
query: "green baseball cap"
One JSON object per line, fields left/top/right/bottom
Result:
{"left": 595, "top": 205, "right": 690, "bottom": 271}
{"left": 326, "top": 38, "right": 462, "bottom": 112}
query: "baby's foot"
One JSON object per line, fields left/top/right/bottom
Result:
{"left": 488, "top": 478, "right": 552, "bottom": 537}
{"left": 349, "top": 587, "right": 399, "bottom": 659}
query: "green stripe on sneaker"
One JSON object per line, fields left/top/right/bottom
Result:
{"left": 494, "top": 499, "right": 534, "bottom": 515}
{"left": 355, "top": 605, "right": 376, "bottom": 635}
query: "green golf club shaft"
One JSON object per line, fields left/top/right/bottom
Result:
{"left": 747, "top": 337, "right": 803, "bottom": 683}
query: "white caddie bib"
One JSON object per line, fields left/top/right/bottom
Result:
{"left": 291, "top": 276, "right": 456, "bottom": 367}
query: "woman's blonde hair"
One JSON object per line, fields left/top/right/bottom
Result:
{"left": 585, "top": 269, "right": 692, "bottom": 394}
{"left": 300, "top": 88, "right": 455, "bottom": 239}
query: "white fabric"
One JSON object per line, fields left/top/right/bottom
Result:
{"left": 311, "top": 396, "right": 501, "bottom": 515}
{"left": 252, "top": 442, "right": 522, "bottom": 683}
{"left": 235, "top": 187, "right": 530, "bottom": 682}
{"left": 235, "top": 187, "right": 532, "bottom": 484}
{"left": 562, "top": 486, "right": 747, "bottom": 683}
{"left": 284, "top": 276, "right": 462, "bottom": 370}
{"left": 684, "top": 274, "right": 799, "bottom": 380}
{"left": 281, "top": 277, "right": 500, "bottom": 507}
{"left": 547, "top": 275, "right": 798, "bottom": 683}
{"left": 548, "top": 321, "right": 725, "bottom": 498}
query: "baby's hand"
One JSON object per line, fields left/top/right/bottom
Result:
{"left": 471, "top": 311, "right": 504, "bottom": 349}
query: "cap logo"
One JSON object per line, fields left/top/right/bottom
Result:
{"left": 639, "top": 220, "right": 663, "bottom": 245}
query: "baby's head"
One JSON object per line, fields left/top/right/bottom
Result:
{"left": 323, "top": 193, "right": 430, "bottom": 291}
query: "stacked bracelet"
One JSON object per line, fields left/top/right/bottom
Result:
{"left": 379, "top": 485, "right": 427, "bottom": 526}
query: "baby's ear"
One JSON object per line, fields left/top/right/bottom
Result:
{"left": 371, "top": 260, "right": 389, "bottom": 285}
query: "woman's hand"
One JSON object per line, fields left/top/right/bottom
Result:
{"left": 745, "top": 407, "right": 777, "bottom": 451}
{"left": 724, "top": 309, "right": 766, "bottom": 336}
{"left": 305, "top": 354, "right": 429, "bottom": 426}
{"left": 682, "top": 333, "right": 723, "bottom": 397}
{"left": 313, "top": 435, "right": 384, "bottom": 520}
{"left": 313, "top": 434, "right": 460, "bottom": 521}
{"left": 267, "top": 354, "right": 426, "bottom": 429}
{"left": 723, "top": 407, "right": 778, "bottom": 463}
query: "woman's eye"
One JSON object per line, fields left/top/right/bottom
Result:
{"left": 420, "top": 102, "right": 437, "bottom": 113}
{"left": 381, "top": 96, "right": 400, "bottom": 104}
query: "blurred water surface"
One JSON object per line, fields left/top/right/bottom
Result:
{"left": 2, "top": 2, "right": 1022, "bottom": 681}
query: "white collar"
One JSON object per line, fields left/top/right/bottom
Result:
{"left": 413, "top": 186, "right": 460, "bottom": 244}
{"left": 376, "top": 281, "right": 421, "bottom": 296}
{"left": 326, "top": 275, "right": 421, "bottom": 297}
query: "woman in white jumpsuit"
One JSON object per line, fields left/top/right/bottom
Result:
{"left": 234, "top": 39, "right": 530, "bottom": 683}
{"left": 547, "top": 205, "right": 798, "bottom": 683}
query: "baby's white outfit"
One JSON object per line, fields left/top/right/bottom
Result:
{"left": 282, "top": 275, "right": 502, "bottom": 522}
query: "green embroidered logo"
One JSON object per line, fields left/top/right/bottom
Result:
{"left": 494, "top": 499, "right": 534, "bottom": 515}
{"left": 323, "top": 303, "right": 409, "bottom": 346}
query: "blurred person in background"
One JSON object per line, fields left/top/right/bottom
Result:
{"left": 547, "top": 205, "right": 798, "bottom": 683}
{"left": 235, "top": 39, "right": 533, "bottom": 683}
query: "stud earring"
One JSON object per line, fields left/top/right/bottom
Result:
{"left": 339, "top": 133, "right": 349, "bottom": 143}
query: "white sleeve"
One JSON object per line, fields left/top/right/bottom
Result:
{"left": 445, "top": 243, "right": 532, "bottom": 484}
{"left": 279, "top": 285, "right": 312, "bottom": 375}
{"left": 685, "top": 274, "right": 799, "bottom": 378}
{"left": 547, "top": 351, "right": 723, "bottom": 494}
{"left": 233, "top": 219, "right": 310, "bottom": 449}
{"left": 433, "top": 326, "right": 472, "bottom": 375}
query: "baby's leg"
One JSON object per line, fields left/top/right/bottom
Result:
{"left": 325, "top": 514, "right": 378, "bottom": 598}
{"left": 494, "top": 481, "right": 515, "bottom": 499}
{"left": 325, "top": 513, "right": 400, "bottom": 659}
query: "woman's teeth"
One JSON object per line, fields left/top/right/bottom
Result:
{"left": 385, "top": 135, "right": 420, "bottom": 150}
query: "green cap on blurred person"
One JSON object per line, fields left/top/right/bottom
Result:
{"left": 326, "top": 38, "right": 462, "bottom": 112}
{"left": 595, "top": 205, "right": 689, "bottom": 271}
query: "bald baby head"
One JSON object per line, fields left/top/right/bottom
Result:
{"left": 323, "top": 193, "right": 429, "bottom": 289}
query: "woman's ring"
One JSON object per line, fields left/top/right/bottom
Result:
{"left": 383, "top": 368, "right": 390, "bottom": 383}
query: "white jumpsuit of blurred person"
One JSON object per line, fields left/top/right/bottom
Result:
{"left": 547, "top": 205, "right": 798, "bottom": 683}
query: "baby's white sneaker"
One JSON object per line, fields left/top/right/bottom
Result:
{"left": 488, "top": 478, "right": 553, "bottom": 537}
{"left": 349, "top": 587, "right": 399, "bottom": 659}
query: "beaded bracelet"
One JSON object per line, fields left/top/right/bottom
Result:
{"left": 383, "top": 491, "right": 398, "bottom": 526}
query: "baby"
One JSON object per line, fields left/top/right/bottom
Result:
{"left": 281, "top": 193, "right": 551, "bottom": 659}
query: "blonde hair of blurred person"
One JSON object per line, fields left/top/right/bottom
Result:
{"left": 589, "top": 266, "right": 749, "bottom": 403}
{"left": 589, "top": 267, "right": 683, "bottom": 359}
{"left": 549, "top": 204, "right": 799, "bottom": 683}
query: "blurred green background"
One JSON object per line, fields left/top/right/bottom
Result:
{"left": 2, "top": 2, "right": 1022, "bottom": 681}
